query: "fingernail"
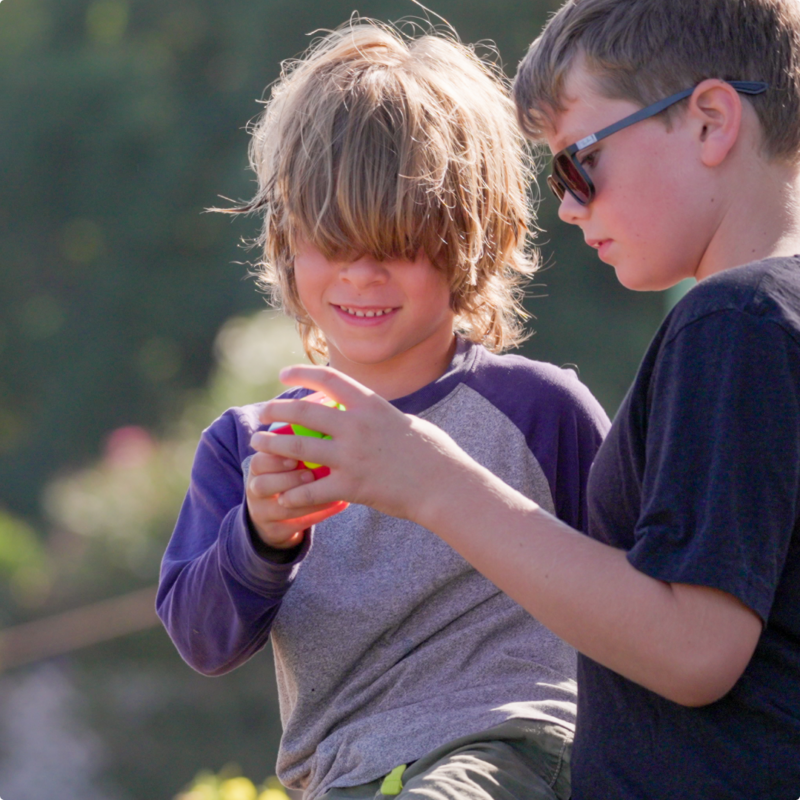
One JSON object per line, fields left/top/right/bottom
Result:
{"left": 284, "top": 459, "right": 297, "bottom": 469}
{"left": 300, "top": 471, "right": 314, "bottom": 483}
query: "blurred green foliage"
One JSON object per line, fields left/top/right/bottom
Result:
{"left": 0, "top": 510, "right": 47, "bottom": 619}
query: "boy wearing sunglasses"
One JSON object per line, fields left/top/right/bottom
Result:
{"left": 256, "top": 0, "right": 800, "bottom": 797}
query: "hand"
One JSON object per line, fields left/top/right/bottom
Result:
{"left": 245, "top": 448, "right": 347, "bottom": 549}
{"left": 255, "top": 365, "right": 484, "bottom": 528}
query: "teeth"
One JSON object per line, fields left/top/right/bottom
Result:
{"left": 340, "top": 306, "right": 394, "bottom": 317}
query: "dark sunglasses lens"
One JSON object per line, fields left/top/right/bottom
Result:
{"left": 554, "top": 153, "right": 591, "bottom": 205}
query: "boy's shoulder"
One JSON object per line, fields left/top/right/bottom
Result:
{"left": 472, "top": 343, "right": 572, "bottom": 377}
{"left": 464, "top": 344, "right": 610, "bottom": 432}
{"left": 395, "top": 339, "right": 602, "bottom": 418}
{"left": 669, "top": 255, "right": 800, "bottom": 341}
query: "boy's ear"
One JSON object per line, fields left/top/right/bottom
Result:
{"left": 687, "top": 79, "right": 743, "bottom": 167}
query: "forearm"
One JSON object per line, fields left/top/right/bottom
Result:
{"left": 415, "top": 450, "right": 761, "bottom": 705}
{"left": 157, "top": 504, "right": 304, "bottom": 675}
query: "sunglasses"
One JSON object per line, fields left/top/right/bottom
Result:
{"left": 548, "top": 80, "right": 769, "bottom": 206}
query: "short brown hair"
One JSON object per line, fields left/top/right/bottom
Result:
{"left": 513, "top": 0, "right": 800, "bottom": 162}
{"left": 224, "top": 20, "right": 537, "bottom": 361}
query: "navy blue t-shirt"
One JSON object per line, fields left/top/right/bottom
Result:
{"left": 572, "top": 257, "right": 800, "bottom": 800}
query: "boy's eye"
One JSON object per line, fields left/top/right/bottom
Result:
{"left": 579, "top": 149, "right": 599, "bottom": 169}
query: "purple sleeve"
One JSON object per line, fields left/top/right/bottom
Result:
{"left": 467, "top": 353, "right": 610, "bottom": 532}
{"left": 156, "top": 408, "right": 310, "bottom": 676}
{"left": 531, "top": 367, "right": 611, "bottom": 532}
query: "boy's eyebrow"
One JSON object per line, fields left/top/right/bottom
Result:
{"left": 550, "top": 111, "right": 606, "bottom": 151}
{"left": 546, "top": 112, "right": 588, "bottom": 151}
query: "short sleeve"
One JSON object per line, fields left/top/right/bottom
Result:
{"left": 628, "top": 309, "right": 800, "bottom": 621}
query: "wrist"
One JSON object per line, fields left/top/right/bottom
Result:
{"left": 414, "top": 434, "right": 539, "bottom": 539}
{"left": 252, "top": 532, "right": 306, "bottom": 564}
{"left": 221, "top": 503, "right": 310, "bottom": 590}
{"left": 409, "top": 419, "right": 487, "bottom": 532}
{"left": 246, "top": 510, "right": 306, "bottom": 561}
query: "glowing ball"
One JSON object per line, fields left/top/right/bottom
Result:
{"left": 267, "top": 391, "right": 344, "bottom": 478}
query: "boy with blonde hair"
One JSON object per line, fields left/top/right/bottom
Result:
{"left": 255, "top": 2, "right": 800, "bottom": 798}
{"left": 158, "top": 21, "right": 609, "bottom": 800}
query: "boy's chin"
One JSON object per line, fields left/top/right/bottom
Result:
{"left": 611, "top": 261, "right": 687, "bottom": 293}
{"left": 609, "top": 262, "right": 651, "bottom": 292}
{"left": 615, "top": 273, "right": 659, "bottom": 292}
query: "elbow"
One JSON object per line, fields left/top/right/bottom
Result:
{"left": 173, "top": 636, "right": 241, "bottom": 677}
{"left": 646, "top": 589, "right": 762, "bottom": 707}
{"left": 157, "top": 599, "right": 239, "bottom": 677}
{"left": 188, "top": 658, "right": 235, "bottom": 678}
{"left": 654, "top": 650, "right": 750, "bottom": 707}
{"left": 663, "top": 677, "right": 737, "bottom": 708}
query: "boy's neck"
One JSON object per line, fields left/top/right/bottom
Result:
{"left": 327, "top": 333, "right": 458, "bottom": 401}
{"left": 697, "top": 159, "right": 800, "bottom": 280}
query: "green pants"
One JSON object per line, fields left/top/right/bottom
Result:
{"left": 318, "top": 720, "right": 572, "bottom": 800}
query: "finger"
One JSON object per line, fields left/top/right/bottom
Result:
{"left": 257, "top": 501, "right": 348, "bottom": 546}
{"left": 257, "top": 399, "right": 344, "bottom": 439}
{"left": 247, "top": 467, "right": 315, "bottom": 499}
{"left": 250, "top": 431, "right": 301, "bottom": 466}
{"left": 277, "top": 475, "right": 346, "bottom": 510}
{"left": 277, "top": 365, "right": 376, "bottom": 408}
{"left": 255, "top": 430, "right": 336, "bottom": 468}
{"left": 263, "top": 499, "right": 347, "bottom": 525}
{"left": 277, "top": 501, "right": 348, "bottom": 530}
{"left": 248, "top": 449, "right": 298, "bottom": 474}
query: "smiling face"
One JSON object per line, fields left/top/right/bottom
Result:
{"left": 293, "top": 239, "right": 456, "bottom": 398}
{"left": 543, "top": 61, "right": 718, "bottom": 291}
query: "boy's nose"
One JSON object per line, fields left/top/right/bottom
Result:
{"left": 339, "top": 256, "right": 389, "bottom": 287}
{"left": 557, "top": 191, "right": 590, "bottom": 224}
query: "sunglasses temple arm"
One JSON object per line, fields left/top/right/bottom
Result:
{"left": 730, "top": 81, "right": 770, "bottom": 95}
{"left": 571, "top": 88, "right": 695, "bottom": 152}
{"left": 570, "top": 81, "right": 768, "bottom": 155}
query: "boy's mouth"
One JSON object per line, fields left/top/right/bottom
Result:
{"left": 335, "top": 305, "right": 397, "bottom": 318}
{"left": 586, "top": 238, "right": 613, "bottom": 259}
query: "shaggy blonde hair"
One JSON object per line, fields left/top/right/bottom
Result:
{"left": 513, "top": 0, "right": 800, "bottom": 163}
{"left": 225, "top": 20, "right": 537, "bottom": 361}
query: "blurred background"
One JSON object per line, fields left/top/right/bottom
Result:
{"left": 0, "top": 0, "right": 687, "bottom": 797}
